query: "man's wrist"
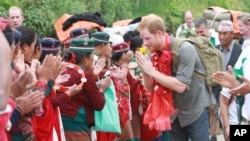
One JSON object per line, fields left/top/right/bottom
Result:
{"left": 142, "top": 68, "right": 154, "bottom": 77}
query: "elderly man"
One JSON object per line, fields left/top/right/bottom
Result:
{"left": 8, "top": 6, "right": 24, "bottom": 29}
{"left": 176, "top": 10, "right": 196, "bottom": 37}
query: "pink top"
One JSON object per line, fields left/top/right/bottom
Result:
{"left": 0, "top": 98, "right": 15, "bottom": 141}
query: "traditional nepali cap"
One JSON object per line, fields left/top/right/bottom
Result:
{"left": 13, "top": 29, "right": 21, "bottom": 45}
{"left": 69, "top": 38, "right": 95, "bottom": 53}
{"left": 218, "top": 20, "right": 233, "bottom": 32}
{"left": 41, "top": 38, "right": 61, "bottom": 51}
{"left": 91, "top": 32, "right": 110, "bottom": 43}
{"left": 112, "top": 42, "right": 129, "bottom": 53}
{"left": 70, "top": 28, "right": 89, "bottom": 38}
{"left": 0, "top": 17, "right": 10, "bottom": 31}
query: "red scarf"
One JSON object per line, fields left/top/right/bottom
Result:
{"left": 143, "top": 34, "right": 176, "bottom": 131}
{"left": 32, "top": 90, "right": 62, "bottom": 141}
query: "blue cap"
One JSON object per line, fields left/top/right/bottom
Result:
{"left": 13, "top": 29, "right": 21, "bottom": 45}
{"left": 41, "top": 37, "right": 61, "bottom": 51}
{"left": 70, "top": 28, "right": 89, "bottom": 38}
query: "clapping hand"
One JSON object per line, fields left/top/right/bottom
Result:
{"left": 55, "top": 74, "right": 71, "bottom": 84}
{"left": 13, "top": 48, "right": 25, "bottom": 73}
{"left": 15, "top": 90, "right": 44, "bottom": 115}
{"left": 36, "top": 55, "right": 65, "bottom": 82}
{"left": 11, "top": 69, "right": 34, "bottom": 98}
{"left": 93, "top": 57, "right": 106, "bottom": 76}
{"left": 123, "top": 50, "right": 133, "bottom": 65}
{"left": 65, "top": 84, "right": 82, "bottom": 97}
{"left": 98, "top": 77, "right": 111, "bottom": 92}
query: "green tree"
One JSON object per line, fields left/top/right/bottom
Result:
{"left": 133, "top": 0, "right": 250, "bottom": 35}
{"left": 1, "top": 0, "right": 250, "bottom": 38}
{"left": 0, "top": 0, "right": 14, "bottom": 17}
{"left": 86, "top": 0, "right": 133, "bottom": 26}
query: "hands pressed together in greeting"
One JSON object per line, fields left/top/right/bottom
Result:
{"left": 136, "top": 51, "right": 154, "bottom": 75}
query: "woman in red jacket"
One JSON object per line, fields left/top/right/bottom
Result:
{"left": 51, "top": 38, "right": 110, "bottom": 141}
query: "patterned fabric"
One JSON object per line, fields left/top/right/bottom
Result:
{"left": 32, "top": 97, "right": 61, "bottom": 141}
{"left": 9, "top": 62, "right": 34, "bottom": 140}
{"left": 13, "top": 82, "right": 47, "bottom": 139}
{"left": 10, "top": 116, "right": 32, "bottom": 136}
{"left": 64, "top": 131, "right": 91, "bottom": 141}
{"left": 111, "top": 67, "right": 131, "bottom": 128}
{"left": 10, "top": 113, "right": 34, "bottom": 140}
{"left": 126, "top": 71, "right": 141, "bottom": 115}
{"left": 17, "top": 117, "right": 33, "bottom": 136}
{"left": 61, "top": 108, "right": 91, "bottom": 141}
{"left": 51, "top": 69, "right": 105, "bottom": 126}
{"left": 130, "top": 114, "right": 141, "bottom": 140}
{"left": 0, "top": 98, "right": 15, "bottom": 141}
{"left": 116, "top": 121, "right": 134, "bottom": 141}
{"left": 232, "top": 47, "right": 249, "bottom": 123}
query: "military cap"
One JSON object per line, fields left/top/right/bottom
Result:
{"left": 91, "top": 32, "right": 110, "bottom": 43}
{"left": 69, "top": 38, "right": 95, "bottom": 53}
{"left": 112, "top": 42, "right": 129, "bottom": 53}
{"left": 70, "top": 28, "right": 89, "bottom": 38}
{"left": 41, "top": 37, "right": 61, "bottom": 51}
{"left": 13, "top": 29, "right": 21, "bottom": 45}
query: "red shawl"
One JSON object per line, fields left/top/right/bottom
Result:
{"left": 32, "top": 90, "right": 62, "bottom": 141}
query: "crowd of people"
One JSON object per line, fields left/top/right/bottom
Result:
{"left": 1, "top": 5, "right": 250, "bottom": 141}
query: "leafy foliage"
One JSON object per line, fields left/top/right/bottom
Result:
{"left": 0, "top": 0, "right": 13, "bottom": 17}
{"left": 132, "top": 0, "right": 250, "bottom": 35}
{"left": 86, "top": 0, "right": 133, "bottom": 26}
{"left": 1, "top": 0, "right": 250, "bottom": 38}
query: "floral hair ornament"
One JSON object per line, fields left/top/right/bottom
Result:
{"left": 55, "top": 63, "right": 86, "bottom": 92}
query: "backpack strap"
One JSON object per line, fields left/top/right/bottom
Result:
{"left": 172, "top": 38, "right": 188, "bottom": 68}
{"left": 181, "top": 24, "right": 185, "bottom": 30}
{"left": 172, "top": 37, "right": 206, "bottom": 81}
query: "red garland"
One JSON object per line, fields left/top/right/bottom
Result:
{"left": 112, "top": 67, "right": 130, "bottom": 128}
{"left": 143, "top": 34, "right": 176, "bottom": 131}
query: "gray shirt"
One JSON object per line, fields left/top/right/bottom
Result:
{"left": 219, "top": 41, "right": 234, "bottom": 71}
{"left": 171, "top": 40, "right": 215, "bottom": 127}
